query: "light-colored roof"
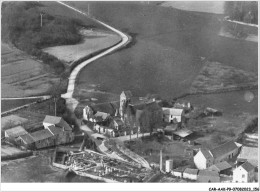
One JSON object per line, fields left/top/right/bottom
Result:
{"left": 208, "top": 161, "right": 232, "bottom": 171}
{"left": 210, "top": 141, "right": 238, "bottom": 158}
{"left": 19, "top": 134, "right": 35, "bottom": 144}
{"left": 183, "top": 168, "right": 198, "bottom": 175}
{"left": 198, "top": 170, "right": 219, "bottom": 177}
{"left": 43, "top": 115, "right": 62, "bottom": 124}
{"left": 94, "top": 111, "right": 110, "bottom": 121}
{"left": 30, "top": 129, "right": 54, "bottom": 141}
{"left": 173, "top": 128, "right": 193, "bottom": 138}
{"left": 5, "top": 126, "right": 28, "bottom": 138}
{"left": 240, "top": 161, "right": 255, "bottom": 172}
{"left": 238, "top": 146, "right": 258, "bottom": 167}
{"left": 162, "top": 108, "right": 183, "bottom": 116}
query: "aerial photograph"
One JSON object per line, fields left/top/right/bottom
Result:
{"left": 1, "top": 0, "right": 258, "bottom": 188}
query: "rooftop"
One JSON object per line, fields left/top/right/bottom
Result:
{"left": 19, "top": 134, "right": 35, "bottom": 144}
{"left": 210, "top": 141, "right": 239, "bottom": 158}
{"left": 200, "top": 149, "right": 213, "bottom": 159}
{"left": 162, "top": 108, "right": 183, "bottom": 116}
{"left": 198, "top": 170, "right": 219, "bottom": 177}
{"left": 43, "top": 115, "right": 62, "bottom": 124}
{"left": 208, "top": 161, "right": 232, "bottom": 171}
{"left": 48, "top": 125, "right": 63, "bottom": 135}
{"left": 5, "top": 126, "right": 28, "bottom": 138}
{"left": 240, "top": 161, "right": 255, "bottom": 172}
{"left": 173, "top": 128, "right": 193, "bottom": 138}
{"left": 30, "top": 129, "right": 54, "bottom": 141}
{"left": 183, "top": 168, "right": 198, "bottom": 175}
{"left": 238, "top": 146, "right": 258, "bottom": 167}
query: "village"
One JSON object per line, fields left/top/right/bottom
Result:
{"left": 1, "top": 90, "right": 258, "bottom": 183}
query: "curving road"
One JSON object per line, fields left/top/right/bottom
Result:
{"left": 57, "top": 1, "right": 130, "bottom": 103}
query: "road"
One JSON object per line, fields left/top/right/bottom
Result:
{"left": 58, "top": 1, "right": 130, "bottom": 111}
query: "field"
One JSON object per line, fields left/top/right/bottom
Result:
{"left": 190, "top": 61, "right": 258, "bottom": 93}
{"left": 43, "top": 29, "right": 121, "bottom": 64}
{"left": 160, "top": 1, "right": 224, "bottom": 14}
{"left": 64, "top": 2, "right": 257, "bottom": 101}
{"left": 1, "top": 43, "right": 60, "bottom": 98}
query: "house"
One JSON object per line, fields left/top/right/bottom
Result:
{"left": 194, "top": 149, "right": 214, "bottom": 170}
{"left": 194, "top": 141, "right": 241, "bottom": 170}
{"left": 17, "top": 134, "right": 35, "bottom": 149}
{"left": 109, "top": 117, "right": 124, "bottom": 131}
{"left": 197, "top": 170, "right": 220, "bottom": 182}
{"left": 47, "top": 125, "right": 74, "bottom": 145}
{"left": 210, "top": 141, "right": 241, "bottom": 164}
{"left": 237, "top": 146, "right": 258, "bottom": 167}
{"left": 208, "top": 161, "right": 232, "bottom": 175}
{"left": 30, "top": 129, "right": 55, "bottom": 149}
{"left": 233, "top": 161, "right": 255, "bottom": 183}
{"left": 171, "top": 167, "right": 187, "bottom": 178}
{"left": 43, "top": 115, "right": 72, "bottom": 131}
{"left": 162, "top": 107, "right": 183, "bottom": 123}
{"left": 183, "top": 168, "right": 199, "bottom": 180}
{"left": 5, "top": 126, "right": 28, "bottom": 141}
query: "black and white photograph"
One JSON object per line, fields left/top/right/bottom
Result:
{"left": 1, "top": 1, "right": 259, "bottom": 191}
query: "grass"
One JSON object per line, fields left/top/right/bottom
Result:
{"left": 43, "top": 29, "right": 121, "bottom": 64}
{"left": 66, "top": 2, "right": 257, "bottom": 101}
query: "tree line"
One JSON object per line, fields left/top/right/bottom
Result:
{"left": 224, "top": 1, "right": 258, "bottom": 24}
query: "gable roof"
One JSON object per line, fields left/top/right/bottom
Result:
{"left": 162, "top": 108, "right": 183, "bottom": 116}
{"left": 208, "top": 161, "right": 232, "bottom": 172}
{"left": 94, "top": 111, "right": 110, "bottom": 122}
{"left": 198, "top": 170, "right": 219, "bottom": 177}
{"left": 90, "top": 103, "right": 116, "bottom": 115}
{"left": 5, "top": 126, "right": 28, "bottom": 138}
{"left": 48, "top": 125, "right": 63, "bottom": 135}
{"left": 183, "top": 168, "right": 198, "bottom": 175}
{"left": 19, "top": 134, "right": 35, "bottom": 144}
{"left": 43, "top": 115, "right": 62, "bottom": 124}
{"left": 173, "top": 128, "right": 193, "bottom": 138}
{"left": 199, "top": 149, "right": 213, "bottom": 159}
{"left": 30, "top": 129, "right": 54, "bottom": 141}
{"left": 210, "top": 141, "right": 238, "bottom": 158}
{"left": 240, "top": 161, "right": 255, "bottom": 172}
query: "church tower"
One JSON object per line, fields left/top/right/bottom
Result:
{"left": 119, "top": 91, "right": 132, "bottom": 121}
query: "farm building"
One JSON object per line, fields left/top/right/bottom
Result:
{"left": 237, "top": 146, "right": 258, "bottom": 167}
{"left": 194, "top": 149, "right": 214, "bottom": 170}
{"left": 17, "top": 134, "right": 35, "bottom": 149}
{"left": 183, "top": 168, "right": 198, "bottom": 180}
{"left": 233, "top": 161, "right": 255, "bottom": 183}
{"left": 208, "top": 161, "right": 232, "bottom": 175}
{"left": 47, "top": 125, "right": 75, "bottom": 145}
{"left": 172, "top": 128, "right": 193, "bottom": 141}
{"left": 43, "top": 115, "right": 72, "bottom": 131}
{"left": 162, "top": 107, "right": 183, "bottom": 123}
{"left": 194, "top": 141, "right": 241, "bottom": 170}
{"left": 30, "top": 129, "right": 55, "bottom": 149}
{"left": 83, "top": 105, "right": 111, "bottom": 124}
{"left": 171, "top": 167, "right": 185, "bottom": 178}
{"left": 210, "top": 141, "right": 241, "bottom": 164}
{"left": 5, "top": 126, "right": 28, "bottom": 141}
{"left": 197, "top": 170, "right": 220, "bottom": 183}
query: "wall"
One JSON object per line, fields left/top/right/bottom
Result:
{"left": 183, "top": 173, "right": 197, "bottom": 181}
{"left": 35, "top": 137, "right": 55, "bottom": 149}
{"left": 194, "top": 151, "right": 207, "bottom": 170}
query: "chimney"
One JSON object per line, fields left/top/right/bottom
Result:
{"left": 160, "top": 149, "right": 163, "bottom": 171}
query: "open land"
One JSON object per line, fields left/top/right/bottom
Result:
{"left": 1, "top": 43, "right": 59, "bottom": 98}
{"left": 43, "top": 29, "right": 121, "bottom": 64}
{"left": 64, "top": 2, "right": 257, "bottom": 101}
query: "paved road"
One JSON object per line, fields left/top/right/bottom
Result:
{"left": 58, "top": 1, "right": 130, "bottom": 110}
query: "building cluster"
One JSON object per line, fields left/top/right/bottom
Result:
{"left": 4, "top": 115, "right": 74, "bottom": 150}
{"left": 83, "top": 90, "right": 191, "bottom": 138}
{"left": 164, "top": 140, "right": 258, "bottom": 183}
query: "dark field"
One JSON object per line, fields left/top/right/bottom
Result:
{"left": 66, "top": 2, "right": 257, "bottom": 99}
{"left": 1, "top": 99, "right": 39, "bottom": 113}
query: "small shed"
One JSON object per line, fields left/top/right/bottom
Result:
{"left": 197, "top": 170, "right": 220, "bottom": 182}
{"left": 183, "top": 168, "right": 199, "bottom": 180}
{"left": 5, "top": 126, "right": 28, "bottom": 139}
{"left": 208, "top": 161, "right": 232, "bottom": 175}
{"left": 173, "top": 128, "right": 193, "bottom": 141}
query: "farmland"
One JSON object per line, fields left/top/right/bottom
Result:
{"left": 43, "top": 29, "right": 121, "bottom": 64}
{"left": 66, "top": 2, "right": 257, "bottom": 101}
{"left": 1, "top": 43, "right": 59, "bottom": 98}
